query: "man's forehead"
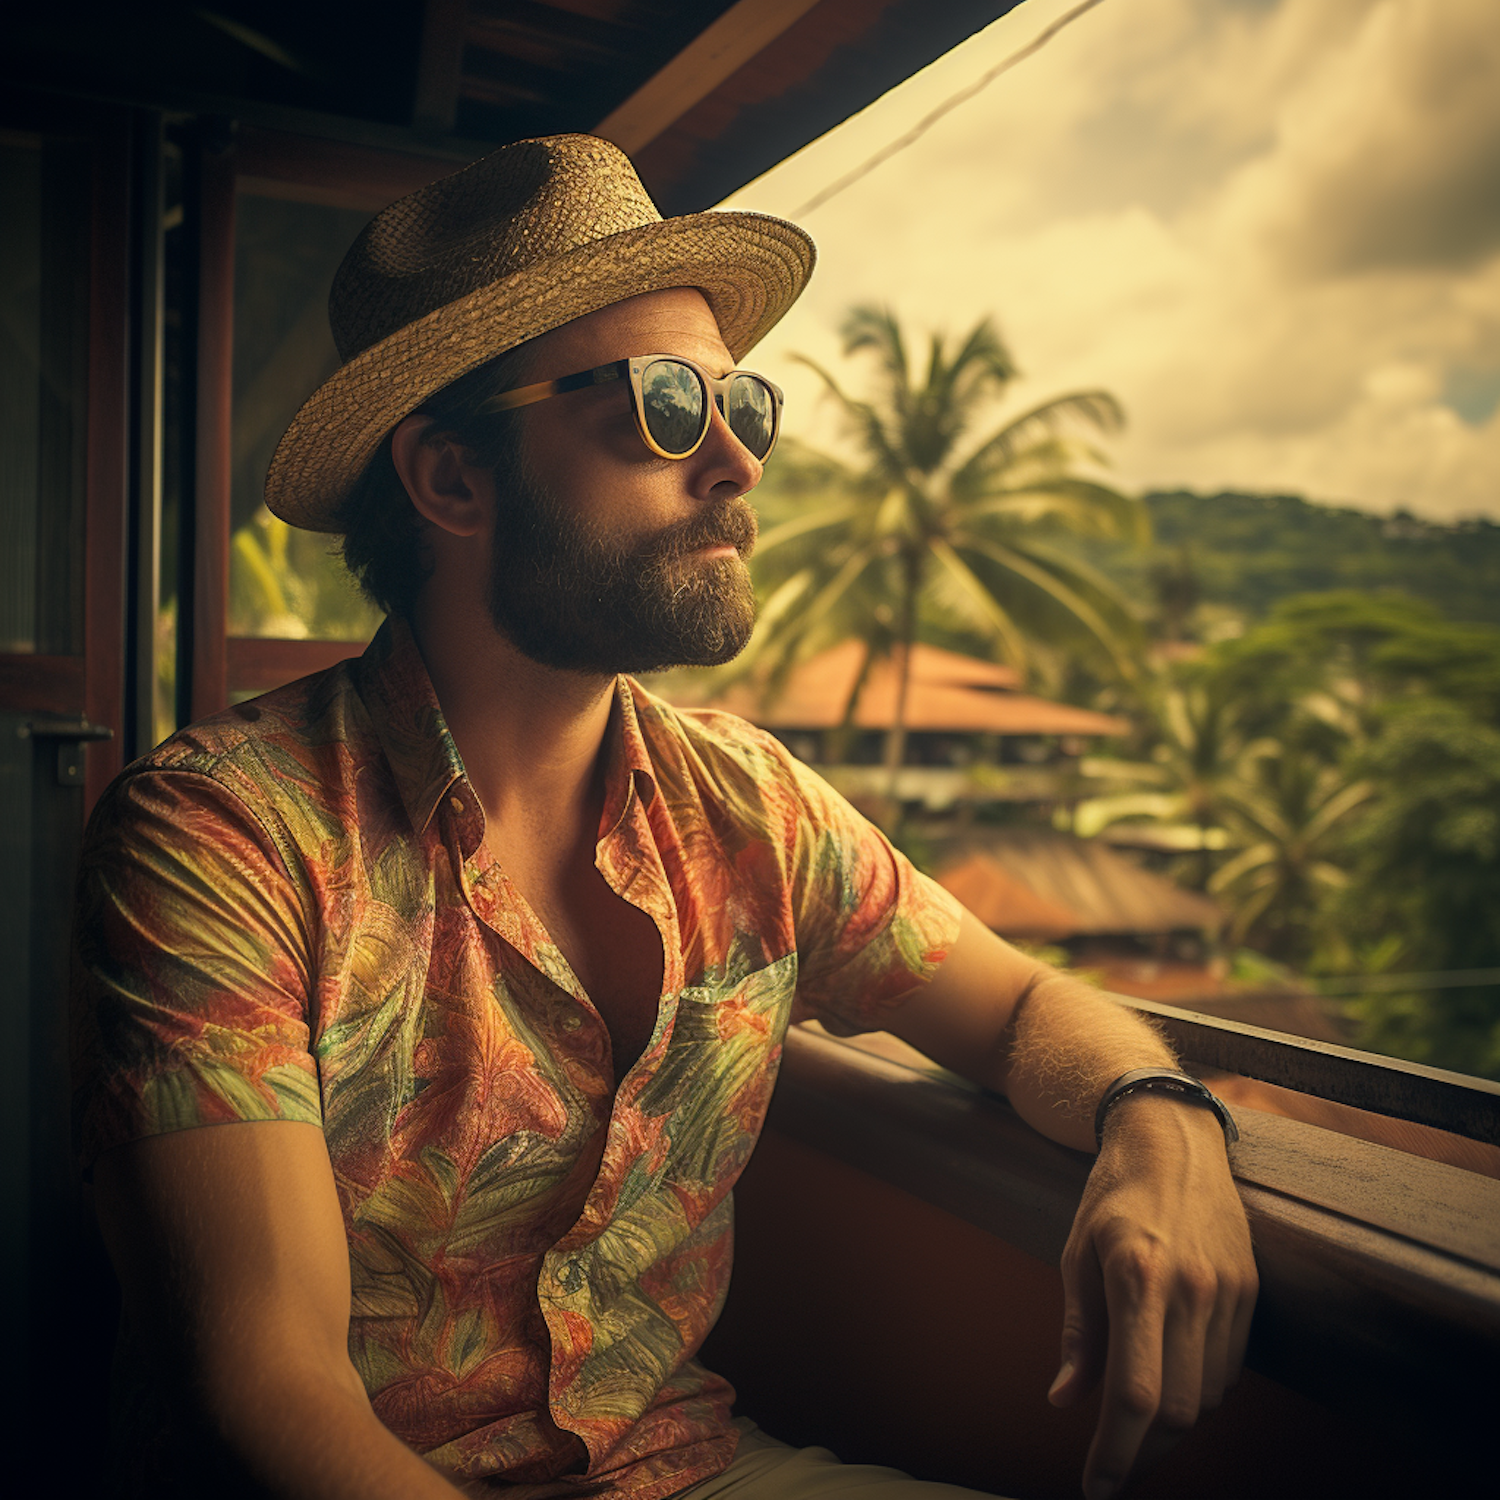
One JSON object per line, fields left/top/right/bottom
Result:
{"left": 525, "top": 287, "right": 733, "bottom": 379}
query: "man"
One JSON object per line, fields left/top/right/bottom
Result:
{"left": 73, "top": 135, "right": 1255, "bottom": 1500}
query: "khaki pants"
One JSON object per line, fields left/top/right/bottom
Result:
{"left": 672, "top": 1422, "right": 1010, "bottom": 1500}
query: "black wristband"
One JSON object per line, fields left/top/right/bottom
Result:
{"left": 1093, "top": 1068, "right": 1240, "bottom": 1151}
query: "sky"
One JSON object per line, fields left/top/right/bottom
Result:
{"left": 720, "top": 0, "right": 1500, "bottom": 521}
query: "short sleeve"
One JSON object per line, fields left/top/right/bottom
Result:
{"left": 71, "top": 768, "right": 321, "bottom": 1169}
{"left": 768, "top": 744, "right": 963, "bottom": 1035}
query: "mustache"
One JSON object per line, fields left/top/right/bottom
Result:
{"left": 652, "top": 498, "right": 759, "bottom": 562}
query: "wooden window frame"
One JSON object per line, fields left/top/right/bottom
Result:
{"left": 0, "top": 94, "right": 133, "bottom": 809}
{"left": 182, "top": 125, "right": 468, "bottom": 717}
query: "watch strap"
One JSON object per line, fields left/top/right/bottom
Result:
{"left": 1093, "top": 1068, "right": 1240, "bottom": 1151}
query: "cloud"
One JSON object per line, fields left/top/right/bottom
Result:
{"left": 725, "top": 0, "right": 1500, "bottom": 520}
{"left": 1227, "top": 0, "right": 1500, "bottom": 275}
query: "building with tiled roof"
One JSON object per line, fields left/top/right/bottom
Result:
{"left": 661, "top": 640, "right": 1129, "bottom": 813}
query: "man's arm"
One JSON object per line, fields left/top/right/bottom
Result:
{"left": 884, "top": 910, "right": 1258, "bottom": 1500}
{"left": 94, "top": 1121, "right": 468, "bottom": 1500}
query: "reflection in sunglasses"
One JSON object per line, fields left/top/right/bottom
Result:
{"left": 644, "top": 362, "right": 707, "bottom": 454}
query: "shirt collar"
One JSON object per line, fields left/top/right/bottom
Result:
{"left": 354, "top": 617, "right": 469, "bottom": 840}
{"left": 355, "top": 616, "right": 658, "bottom": 845}
{"left": 603, "top": 677, "right": 658, "bottom": 837}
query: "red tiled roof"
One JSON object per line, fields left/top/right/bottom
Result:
{"left": 935, "top": 830, "right": 1223, "bottom": 939}
{"left": 936, "top": 853, "right": 1082, "bottom": 941}
{"left": 683, "top": 641, "right": 1130, "bottom": 738}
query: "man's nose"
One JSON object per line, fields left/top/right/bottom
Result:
{"left": 695, "top": 399, "right": 763, "bottom": 497}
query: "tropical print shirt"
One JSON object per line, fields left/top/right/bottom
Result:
{"left": 72, "top": 618, "right": 962, "bottom": 1499}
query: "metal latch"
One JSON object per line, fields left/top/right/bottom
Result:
{"left": 18, "top": 717, "right": 115, "bottom": 787}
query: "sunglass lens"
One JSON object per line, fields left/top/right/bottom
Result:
{"left": 727, "top": 376, "right": 776, "bottom": 460}
{"left": 641, "top": 360, "right": 706, "bottom": 455}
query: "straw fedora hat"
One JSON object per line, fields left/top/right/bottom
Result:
{"left": 265, "top": 133, "right": 816, "bottom": 532}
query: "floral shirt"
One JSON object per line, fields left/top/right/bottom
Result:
{"left": 72, "top": 619, "right": 962, "bottom": 1498}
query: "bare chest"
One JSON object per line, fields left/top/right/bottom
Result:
{"left": 505, "top": 849, "right": 666, "bottom": 1079}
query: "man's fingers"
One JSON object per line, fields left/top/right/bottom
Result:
{"left": 1081, "top": 1244, "right": 1168, "bottom": 1500}
{"left": 1085, "top": 1250, "right": 1250, "bottom": 1498}
{"left": 1199, "top": 1285, "right": 1238, "bottom": 1410}
{"left": 1227, "top": 1266, "right": 1259, "bottom": 1388}
{"left": 1049, "top": 1236, "right": 1108, "bottom": 1408}
{"left": 1133, "top": 1267, "right": 1215, "bottom": 1475}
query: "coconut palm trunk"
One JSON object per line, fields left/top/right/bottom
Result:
{"left": 883, "top": 548, "right": 924, "bottom": 802}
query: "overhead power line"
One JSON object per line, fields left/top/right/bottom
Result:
{"left": 1308, "top": 968, "right": 1500, "bottom": 996}
{"left": 792, "top": 0, "right": 1109, "bottom": 218}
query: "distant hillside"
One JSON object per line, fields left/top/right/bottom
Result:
{"left": 1084, "top": 491, "right": 1500, "bottom": 625}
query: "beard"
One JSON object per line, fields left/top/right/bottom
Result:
{"left": 484, "top": 464, "right": 759, "bottom": 675}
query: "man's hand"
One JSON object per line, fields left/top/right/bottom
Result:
{"left": 1046, "top": 1095, "right": 1258, "bottom": 1500}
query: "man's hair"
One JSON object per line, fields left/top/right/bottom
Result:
{"left": 337, "top": 343, "right": 535, "bottom": 616}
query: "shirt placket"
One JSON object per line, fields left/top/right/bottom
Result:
{"left": 534, "top": 772, "right": 691, "bottom": 1462}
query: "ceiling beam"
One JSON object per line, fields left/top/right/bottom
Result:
{"left": 592, "top": 0, "right": 825, "bottom": 156}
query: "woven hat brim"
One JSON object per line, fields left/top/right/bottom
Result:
{"left": 264, "top": 210, "right": 815, "bottom": 532}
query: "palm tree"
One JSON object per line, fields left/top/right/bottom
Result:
{"left": 1209, "top": 740, "right": 1374, "bottom": 960}
{"left": 1073, "top": 673, "right": 1251, "bottom": 889}
{"left": 744, "top": 305, "right": 1145, "bottom": 789}
{"left": 1076, "top": 663, "right": 1374, "bottom": 952}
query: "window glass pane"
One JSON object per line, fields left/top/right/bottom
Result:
{"left": 230, "top": 192, "right": 382, "bottom": 641}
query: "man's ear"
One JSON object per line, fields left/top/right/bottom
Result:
{"left": 391, "top": 414, "right": 490, "bottom": 538}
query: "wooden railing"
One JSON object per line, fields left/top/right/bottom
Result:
{"left": 749, "top": 1021, "right": 1500, "bottom": 1489}
{"left": 1126, "top": 995, "right": 1500, "bottom": 1145}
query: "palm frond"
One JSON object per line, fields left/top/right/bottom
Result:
{"left": 962, "top": 483, "right": 1147, "bottom": 545}
{"left": 755, "top": 497, "right": 864, "bottom": 555}
{"left": 955, "top": 536, "right": 1137, "bottom": 680}
{"left": 996, "top": 533, "right": 1150, "bottom": 613}
{"left": 1301, "top": 778, "right": 1376, "bottom": 843}
{"left": 926, "top": 536, "right": 1031, "bottom": 670}
{"left": 1210, "top": 841, "right": 1277, "bottom": 891}
{"left": 839, "top": 305, "right": 909, "bottom": 415}
{"left": 952, "top": 389, "right": 1125, "bottom": 490}
{"left": 757, "top": 542, "right": 883, "bottom": 662}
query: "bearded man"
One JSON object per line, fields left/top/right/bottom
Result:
{"left": 72, "top": 136, "right": 1256, "bottom": 1500}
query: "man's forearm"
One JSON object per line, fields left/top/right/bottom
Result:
{"left": 997, "top": 965, "right": 1179, "bottom": 1152}
{"left": 888, "top": 910, "right": 1183, "bottom": 1145}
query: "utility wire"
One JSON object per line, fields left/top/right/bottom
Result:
{"left": 1307, "top": 968, "right": 1500, "bottom": 996}
{"left": 1175, "top": 969, "right": 1500, "bottom": 1010}
{"left": 792, "top": 0, "right": 1109, "bottom": 218}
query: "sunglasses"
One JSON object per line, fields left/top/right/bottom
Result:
{"left": 482, "top": 353, "right": 783, "bottom": 462}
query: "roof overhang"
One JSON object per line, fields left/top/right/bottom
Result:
{"left": 4, "top": 1, "right": 1027, "bottom": 209}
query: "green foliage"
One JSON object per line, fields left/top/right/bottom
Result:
{"left": 1076, "top": 491, "right": 1500, "bottom": 628}
{"left": 229, "top": 507, "right": 383, "bottom": 641}
{"left": 1207, "top": 741, "right": 1373, "bottom": 963}
{"left": 750, "top": 314, "right": 1500, "bottom": 1077}
{"left": 1085, "top": 592, "right": 1500, "bottom": 1076}
{"left": 1335, "top": 702, "right": 1500, "bottom": 965}
{"left": 1327, "top": 702, "right": 1500, "bottom": 1077}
